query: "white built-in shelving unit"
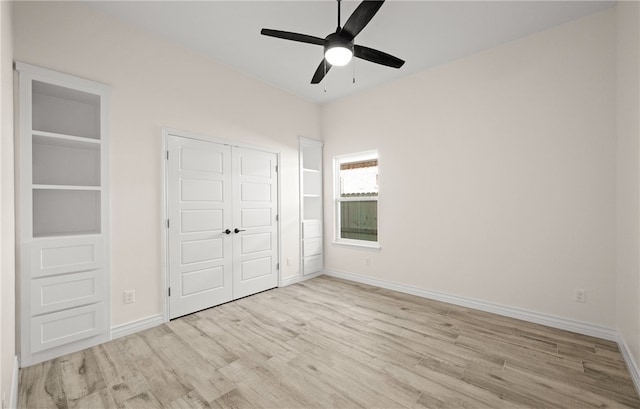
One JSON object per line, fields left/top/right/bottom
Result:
{"left": 16, "top": 62, "right": 111, "bottom": 367}
{"left": 299, "top": 137, "right": 324, "bottom": 275}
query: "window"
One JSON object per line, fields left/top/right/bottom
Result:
{"left": 334, "top": 151, "right": 379, "bottom": 248}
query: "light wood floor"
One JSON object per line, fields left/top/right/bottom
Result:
{"left": 19, "top": 276, "right": 640, "bottom": 409}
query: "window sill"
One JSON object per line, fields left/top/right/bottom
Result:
{"left": 332, "top": 241, "right": 381, "bottom": 252}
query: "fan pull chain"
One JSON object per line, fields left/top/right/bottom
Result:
{"left": 353, "top": 58, "right": 356, "bottom": 84}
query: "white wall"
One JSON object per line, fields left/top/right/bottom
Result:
{"left": 322, "top": 10, "right": 617, "bottom": 327}
{"left": 616, "top": 0, "right": 640, "bottom": 375}
{"left": 12, "top": 2, "right": 321, "bottom": 327}
{"left": 0, "top": 0, "right": 15, "bottom": 402}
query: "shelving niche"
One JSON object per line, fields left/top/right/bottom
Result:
{"left": 16, "top": 62, "right": 111, "bottom": 367}
{"left": 299, "top": 137, "right": 324, "bottom": 275}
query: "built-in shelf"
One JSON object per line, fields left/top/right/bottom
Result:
{"left": 31, "top": 233, "right": 101, "bottom": 241}
{"left": 33, "top": 189, "right": 101, "bottom": 238}
{"left": 17, "top": 62, "right": 111, "bottom": 366}
{"left": 32, "top": 133, "right": 101, "bottom": 187}
{"left": 303, "top": 196, "right": 322, "bottom": 220}
{"left": 301, "top": 144, "right": 321, "bottom": 172}
{"left": 32, "top": 130, "right": 101, "bottom": 144}
{"left": 300, "top": 137, "right": 324, "bottom": 276}
{"left": 33, "top": 80, "right": 101, "bottom": 140}
{"left": 33, "top": 185, "right": 101, "bottom": 191}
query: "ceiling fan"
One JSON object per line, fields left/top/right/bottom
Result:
{"left": 261, "top": 0, "right": 405, "bottom": 84}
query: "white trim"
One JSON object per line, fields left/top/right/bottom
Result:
{"left": 162, "top": 127, "right": 277, "bottom": 155}
{"left": 161, "top": 129, "right": 169, "bottom": 323}
{"left": 110, "top": 314, "right": 164, "bottom": 340}
{"left": 618, "top": 333, "right": 640, "bottom": 396}
{"left": 323, "top": 269, "right": 618, "bottom": 341}
{"left": 276, "top": 150, "right": 283, "bottom": 295}
{"left": 331, "top": 240, "right": 381, "bottom": 251}
{"left": 15, "top": 62, "right": 110, "bottom": 95}
{"left": 280, "top": 271, "right": 323, "bottom": 287}
{"left": 9, "top": 355, "right": 18, "bottom": 409}
{"left": 333, "top": 150, "right": 380, "bottom": 248}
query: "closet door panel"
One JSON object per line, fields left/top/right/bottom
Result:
{"left": 168, "top": 136, "right": 233, "bottom": 319}
{"left": 232, "top": 147, "right": 279, "bottom": 299}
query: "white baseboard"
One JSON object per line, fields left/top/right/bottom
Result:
{"left": 9, "top": 355, "right": 18, "bottom": 409}
{"left": 323, "top": 269, "right": 618, "bottom": 341}
{"left": 280, "top": 272, "right": 323, "bottom": 287}
{"left": 111, "top": 313, "right": 165, "bottom": 340}
{"left": 618, "top": 334, "right": 640, "bottom": 396}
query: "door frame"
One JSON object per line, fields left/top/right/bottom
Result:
{"left": 161, "top": 127, "right": 282, "bottom": 322}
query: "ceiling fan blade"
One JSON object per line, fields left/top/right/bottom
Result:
{"left": 260, "top": 29, "right": 324, "bottom": 46}
{"left": 354, "top": 45, "right": 405, "bottom": 68}
{"left": 311, "top": 59, "right": 332, "bottom": 84}
{"left": 341, "top": 1, "right": 385, "bottom": 41}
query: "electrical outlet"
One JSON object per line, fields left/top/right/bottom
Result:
{"left": 575, "top": 289, "right": 586, "bottom": 303}
{"left": 364, "top": 257, "right": 371, "bottom": 266}
{"left": 124, "top": 290, "right": 135, "bottom": 304}
{"left": 286, "top": 257, "right": 292, "bottom": 267}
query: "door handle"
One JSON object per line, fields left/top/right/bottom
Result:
{"left": 234, "top": 228, "right": 246, "bottom": 233}
{"left": 223, "top": 229, "right": 231, "bottom": 235}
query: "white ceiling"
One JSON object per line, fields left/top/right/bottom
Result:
{"left": 85, "top": 1, "right": 615, "bottom": 104}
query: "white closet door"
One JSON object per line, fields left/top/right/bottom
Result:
{"left": 232, "top": 147, "right": 279, "bottom": 299}
{"left": 168, "top": 136, "right": 233, "bottom": 319}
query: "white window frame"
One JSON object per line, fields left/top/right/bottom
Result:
{"left": 333, "top": 150, "right": 381, "bottom": 250}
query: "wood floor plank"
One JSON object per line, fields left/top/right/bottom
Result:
{"left": 167, "top": 390, "right": 212, "bottom": 409}
{"left": 209, "top": 389, "right": 257, "bottom": 409}
{"left": 108, "top": 371, "right": 150, "bottom": 408}
{"left": 18, "top": 358, "right": 67, "bottom": 409}
{"left": 59, "top": 348, "right": 106, "bottom": 402}
{"left": 67, "top": 389, "right": 116, "bottom": 409}
{"left": 119, "top": 332, "right": 192, "bottom": 404}
{"left": 462, "top": 361, "right": 588, "bottom": 409}
{"left": 142, "top": 329, "right": 235, "bottom": 402}
{"left": 93, "top": 339, "right": 139, "bottom": 386}
{"left": 118, "top": 391, "right": 164, "bottom": 409}
{"left": 167, "top": 316, "right": 239, "bottom": 369}
{"left": 18, "top": 276, "right": 640, "bottom": 409}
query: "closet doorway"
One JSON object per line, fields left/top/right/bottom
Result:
{"left": 164, "top": 130, "right": 279, "bottom": 319}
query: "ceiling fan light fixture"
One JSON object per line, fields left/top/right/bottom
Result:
{"left": 324, "top": 33, "right": 353, "bottom": 66}
{"left": 325, "top": 46, "right": 353, "bottom": 66}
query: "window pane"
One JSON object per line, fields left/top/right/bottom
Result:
{"left": 340, "top": 200, "right": 377, "bottom": 242}
{"left": 340, "top": 160, "right": 378, "bottom": 197}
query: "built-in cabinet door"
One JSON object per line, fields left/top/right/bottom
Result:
{"left": 167, "top": 135, "right": 279, "bottom": 319}
{"left": 232, "top": 147, "right": 279, "bottom": 299}
{"left": 168, "top": 136, "right": 233, "bottom": 319}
